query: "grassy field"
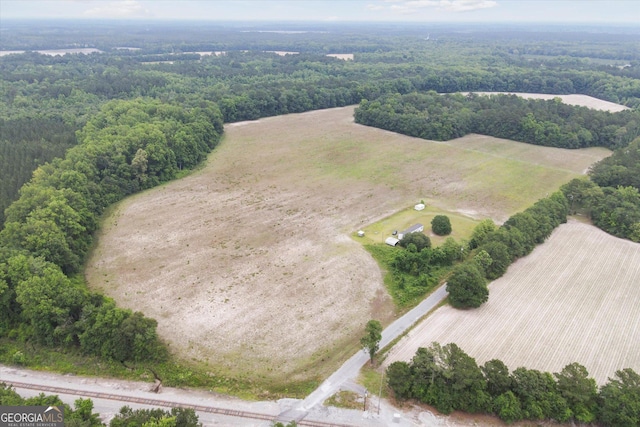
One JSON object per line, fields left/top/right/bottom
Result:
{"left": 85, "top": 105, "right": 609, "bottom": 388}
{"left": 355, "top": 205, "right": 480, "bottom": 248}
{"left": 384, "top": 220, "right": 640, "bottom": 385}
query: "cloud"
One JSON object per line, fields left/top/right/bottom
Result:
{"left": 366, "top": 4, "right": 385, "bottom": 11}
{"left": 83, "top": 0, "right": 151, "bottom": 18}
{"left": 386, "top": 0, "right": 498, "bottom": 14}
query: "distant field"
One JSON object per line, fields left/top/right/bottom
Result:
{"left": 463, "top": 92, "right": 629, "bottom": 112}
{"left": 85, "top": 106, "right": 609, "bottom": 384}
{"left": 384, "top": 220, "right": 640, "bottom": 385}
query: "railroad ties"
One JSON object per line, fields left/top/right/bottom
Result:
{"left": 4, "top": 380, "right": 355, "bottom": 427}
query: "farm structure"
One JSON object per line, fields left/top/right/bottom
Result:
{"left": 384, "top": 219, "right": 640, "bottom": 385}
{"left": 385, "top": 237, "right": 400, "bottom": 246}
{"left": 398, "top": 223, "right": 424, "bottom": 240}
{"left": 85, "top": 106, "right": 611, "bottom": 385}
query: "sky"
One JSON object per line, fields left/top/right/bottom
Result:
{"left": 1, "top": 0, "right": 639, "bottom": 23}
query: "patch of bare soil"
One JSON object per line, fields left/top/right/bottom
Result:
{"left": 463, "top": 92, "right": 629, "bottom": 112}
{"left": 326, "top": 53, "right": 354, "bottom": 60}
{"left": 86, "top": 108, "right": 402, "bottom": 382}
{"left": 85, "top": 107, "right": 609, "bottom": 383}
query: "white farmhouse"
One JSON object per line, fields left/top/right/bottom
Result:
{"left": 398, "top": 223, "right": 424, "bottom": 240}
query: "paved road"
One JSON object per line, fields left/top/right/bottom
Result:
{"left": 281, "top": 285, "right": 449, "bottom": 422}
{"left": 1, "top": 285, "right": 448, "bottom": 427}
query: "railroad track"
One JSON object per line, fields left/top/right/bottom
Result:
{"left": 3, "top": 380, "right": 355, "bottom": 427}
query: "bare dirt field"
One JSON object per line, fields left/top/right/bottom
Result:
{"left": 326, "top": 53, "right": 354, "bottom": 60}
{"left": 384, "top": 219, "right": 640, "bottom": 385}
{"left": 85, "top": 106, "right": 610, "bottom": 384}
{"left": 463, "top": 92, "right": 629, "bottom": 112}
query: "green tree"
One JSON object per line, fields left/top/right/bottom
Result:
{"left": 409, "top": 343, "right": 489, "bottom": 414}
{"left": 67, "top": 398, "right": 104, "bottom": 427}
{"left": 598, "top": 368, "right": 640, "bottom": 427}
{"left": 493, "top": 391, "right": 523, "bottom": 423}
{"left": 431, "top": 215, "right": 452, "bottom": 236}
{"left": 510, "top": 367, "right": 570, "bottom": 421}
{"left": 446, "top": 262, "right": 488, "bottom": 309}
{"left": 561, "top": 178, "right": 599, "bottom": 214}
{"left": 398, "top": 232, "right": 431, "bottom": 252}
{"left": 110, "top": 407, "right": 200, "bottom": 427}
{"left": 386, "top": 361, "right": 413, "bottom": 400}
{"left": 473, "top": 250, "right": 493, "bottom": 275}
{"left": 360, "top": 320, "right": 383, "bottom": 365}
{"left": 468, "top": 219, "right": 496, "bottom": 249}
{"left": 478, "top": 241, "right": 511, "bottom": 280}
{"left": 440, "top": 237, "right": 465, "bottom": 264}
{"left": 482, "top": 359, "right": 512, "bottom": 398}
{"left": 15, "top": 264, "right": 87, "bottom": 345}
{"left": 554, "top": 363, "right": 597, "bottom": 423}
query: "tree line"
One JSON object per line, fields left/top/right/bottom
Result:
{"left": 2, "top": 29, "right": 640, "bottom": 227}
{"left": 559, "top": 137, "right": 640, "bottom": 242}
{"left": 449, "top": 192, "right": 568, "bottom": 308}
{"left": 354, "top": 91, "right": 640, "bottom": 149}
{"left": 0, "top": 98, "right": 223, "bottom": 363}
{"left": 385, "top": 192, "right": 568, "bottom": 309}
{"left": 387, "top": 342, "right": 640, "bottom": 426}
{"left": 354, "top": 91, "right": 640, "bottom": 243}
{"left": 1, "top": 382, "right": 202, "bottom": 427}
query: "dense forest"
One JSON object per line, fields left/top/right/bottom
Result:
{"left": 2, "top": 21, "right": 640, "bottom": 224}
{"left": 387, "top": 343, "right": 640, "bottom": 426}
{"left": 0, "top": 21, "right": 639, "bottom": 413}
{"left": 0, "top": 98, "right": 222, "bottom": 361}
{"left": 354, "top": 91, "right": 640, "bottom": 241}
{"left": 354, "top": 92, "right": 640, "bottom": 148}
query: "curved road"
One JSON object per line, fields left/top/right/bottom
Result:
{"left": 1, "top": 285, "right": 448, "bottom": 427}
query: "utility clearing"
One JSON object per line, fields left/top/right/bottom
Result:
{"left": 384, "top": 219, "right": 640, "bottom": 385}
{"left": 85, "top": 105, "right": 609, "bottom": 384}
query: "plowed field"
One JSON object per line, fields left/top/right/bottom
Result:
{"left": 385, "top": 220, "right": 640, "bottom": 384}
{"left": 85, "top": 106, "right": 610, "bottom": 383}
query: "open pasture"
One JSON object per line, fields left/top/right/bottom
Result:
{"left": 85, "top": 106, "right": 609, "bottom": 384}
{"left": 384, "top": 220, "right": 640, "bottom": 385}
{"left": 357, "top": 205, "right": 480, "bottom": 248}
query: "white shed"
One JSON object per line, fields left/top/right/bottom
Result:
{"left": 414, "top": 203, "right": 425, "bottom": 211}
{"left": 385, "top": 237, "right": 400, "bottom": 246}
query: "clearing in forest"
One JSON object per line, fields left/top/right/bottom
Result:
{"left": 85, "top": 106, "right": 609, "bottom": 385}
{"left": 462, "top": 92, "right": 629, "bottom": 112}
{"left": 384, "top": 219, "right": 640, "bottom": 385}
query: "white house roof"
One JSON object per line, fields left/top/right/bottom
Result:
{"left": 402, "top": 223, "right": 424, "bottom": 234}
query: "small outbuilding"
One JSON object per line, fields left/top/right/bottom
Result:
{"left": 357, "top": 230, "right": 365, "bottom": 237}
{"left": 414, "top": 203, "right": 425, "bottom": 211}
{"left": 385, "top": 237, "right": 400, "bottom": 246}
